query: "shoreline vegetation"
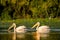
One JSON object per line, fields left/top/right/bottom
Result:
{"left": 0, "top": 18, "right": 60, "bottom": 29}
{"left": 0, "top": 0, "right": 60, "bottom": 29}
{"left": 0, "top": 0, "right": 60, "bottom": 20}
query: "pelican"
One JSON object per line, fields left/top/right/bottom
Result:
{"left": 8, "top": 23, "right": 26, "bottom": 33}
{"left": 32, "top": 22, "right": 50, "bottom": 34}
{"left": 32, "top": 22, "right": 50, "bottom": 38}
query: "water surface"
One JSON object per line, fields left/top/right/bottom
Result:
{"left": 0, "top": 31, "right": 60, "bottom": 40}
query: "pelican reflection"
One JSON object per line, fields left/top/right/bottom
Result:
{"left": 8, "top": 32, "right": 26, "bottom": 40}
{"left": 32, "top": 32, "right": 49, "bottom": 40}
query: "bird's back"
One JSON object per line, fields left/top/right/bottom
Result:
{"left": 15, "top": 26, "right": 26, "bottom": 33}
{"left": 37, "top": 26, "right": 50, "bottom": 33}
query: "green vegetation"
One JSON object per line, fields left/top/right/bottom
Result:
{"left": 0, "top": 0, "right": 60, "bottom": 20}
{"left": 0, "top": 18, "right": 60, "bottom": 28}
{"left": 0, "top": 0, "right": 60, "bottom": 28}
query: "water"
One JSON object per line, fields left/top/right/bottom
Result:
{"left": 0, "top": 31, "right": 60, "bottom": 40}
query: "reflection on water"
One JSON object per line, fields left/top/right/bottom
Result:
{"left": 32, "top": 32, "right": 50, "bottom": 40}
{"left": 32, "top": 32, "right": 41, "bottom": 40}
{"left": 0, "top": 31, "right": 60, "bottom": 40}
{"left": 13, "top": 32, "right": 16, "bottom": 40}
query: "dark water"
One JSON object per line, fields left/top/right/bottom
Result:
{"left": 0, "top": 31, "right": 60, "bottom": 40}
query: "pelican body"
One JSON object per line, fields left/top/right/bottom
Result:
{"left": 8, "top": 23, "right": 26, "bottom": 33}
{"left": 32, "top": 22, "right": 50, "bottom": 34}
{"left": 37, "top": 26, "right": 50, "bottom": 33}
{"left": 15, "top": 26, "right": 26, "bottom": 33}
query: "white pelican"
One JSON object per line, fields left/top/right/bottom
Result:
{"left": 8, "top": 23, "right": 26, "bottom": 33}
{"left": 32, "top": 22, "right": 50, "bottom": 34}
{"left": 32, "top": 22, "right": 50, "bottom": 39}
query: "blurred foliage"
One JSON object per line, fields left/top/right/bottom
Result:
{"left": 0, "top": 0, "right": 60, "bottom": 20}
{"left": 0, "top": 18, "right": 60, "bottom": 28}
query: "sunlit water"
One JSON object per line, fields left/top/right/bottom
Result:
{"left": 0, "top": 30, "right": 60, "bottom": 40}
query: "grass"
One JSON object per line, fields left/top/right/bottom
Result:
{"left": 0, "top": 18, "right": 60, "bottom": 29}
